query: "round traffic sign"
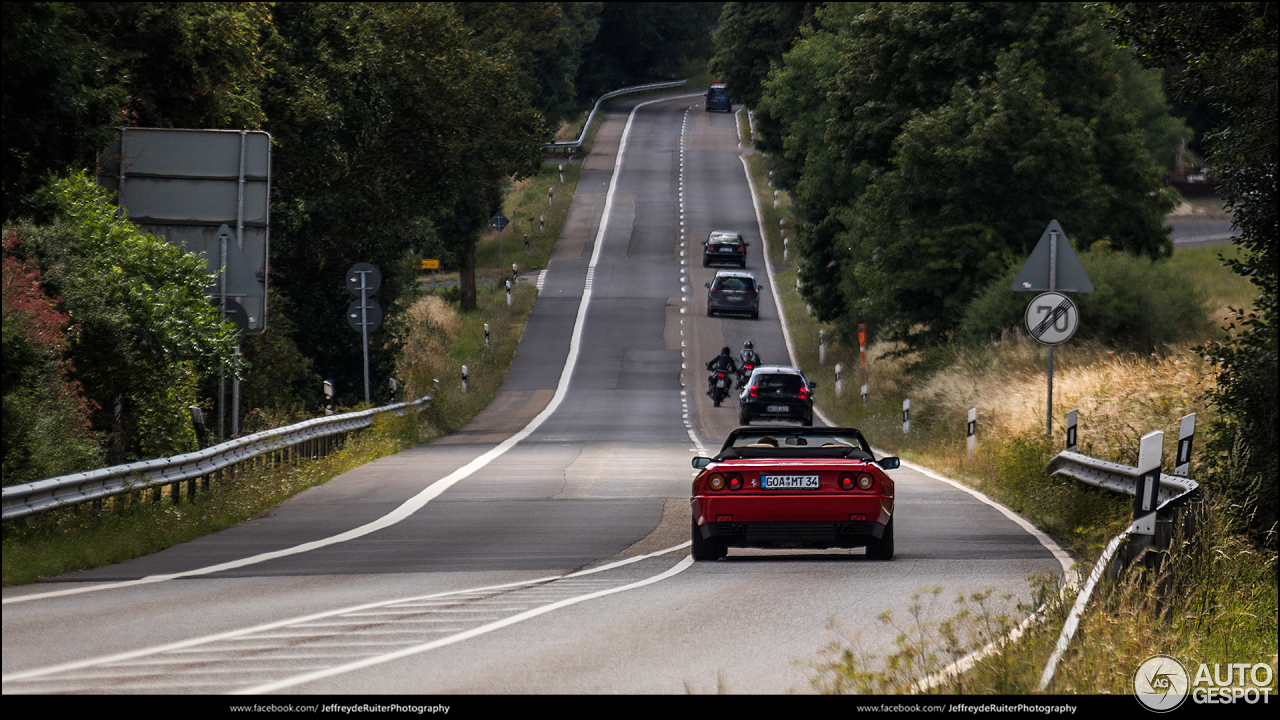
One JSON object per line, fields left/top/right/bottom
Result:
{"left": 346, "top": 297, "right": 383, "bottom": 333}
{"left": 1025, "top": 292, "right": 1079, "bottom": 345}
{"left": 346, "top": 263, "right": 381, "bottom": 295}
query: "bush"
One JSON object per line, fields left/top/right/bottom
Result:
{"left": 6, "top": 173, "right": 242, "bottom": 465}
{"left": 960, "top": 247, "right": 1210, "bottom": 350}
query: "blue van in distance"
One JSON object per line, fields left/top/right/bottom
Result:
{"left": 706, "top": 84, "right": 731, "bottom": 112}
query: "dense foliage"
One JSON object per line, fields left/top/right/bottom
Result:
{"left": 1106, "top": 2, "right": 1277, "bottom": 545}
{"left": 4, "top": 174, "right": 242, "bottom": 471}
{"left": 733, "top": 2, "right": 1185, "bottom": 350}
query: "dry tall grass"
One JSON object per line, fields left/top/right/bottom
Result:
{"left": 398, "top": 294, "right": 462, "bottom": 401}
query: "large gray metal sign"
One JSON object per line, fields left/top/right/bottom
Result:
{"left": 99, "top": 128, "right": 271, "bottom": 334}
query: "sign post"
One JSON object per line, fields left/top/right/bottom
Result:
{"left": 491, "top": 212, "right": 509, "bottom": 268}
{"left": 1013, "top": 221, "right": 1092, "bottom": 436}
{"left": 346, "top": 263, "right": 382, "bottom": 404}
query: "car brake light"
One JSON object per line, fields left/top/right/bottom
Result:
{"left": 736, "top": 246, "right": 744, "bottom": 253}
{"left": 727, "top": 473, "right": 743, "bottom": 491}
{"left": 857, "top": 473, "right": 875, "bottom": 490}
{"left": 799, "top": 387, "right": 810, "bottom": 400}
{"left": 838, "top": 473, "right": 855, "bottom": 491}
{"left": 749, "top": 386, "right": 758, "bottom": 398}
{"left": 707, "top": 473, "right": 725, "bottom": 491}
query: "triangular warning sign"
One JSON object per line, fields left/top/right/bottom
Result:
{"left": 1012, "top": 220, "right": 1093, "bottom": 293}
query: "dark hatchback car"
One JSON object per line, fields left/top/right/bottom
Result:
{"left": 702, "top": 230, "right": 748, "bottom": 267}
{"left": 706, "top": 270, "right": 761, "bottom": 319}
{"left": 706, "top": 84, "right": 731, "bottom": 112}
{"left": 738, "top": 365, "right": 815, "bottom": 426}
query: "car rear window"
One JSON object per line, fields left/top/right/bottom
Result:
{"left": 754, "top": 374, "right": 804, "bottom": 392}
{"left": 709, "top": 234, "right": 741, "bottom": 245}
{"left": 713, "top": 277, "right": 755, "bottom": 291}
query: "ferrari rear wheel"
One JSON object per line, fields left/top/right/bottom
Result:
{"left": 691, "top": 516, "right": 726, "bottom": 561}
{"left": 866, "top": 518, "right": 895, "bottom": 560}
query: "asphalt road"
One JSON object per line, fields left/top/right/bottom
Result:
{"left": 2, "top": 95, "right": 1069, "bottom": 696}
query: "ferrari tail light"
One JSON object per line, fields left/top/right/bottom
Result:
{"left": 727, "top": 473, "right": 743, "bottom": 491}
{"left": 838, "top": 473, "right": 855, "bottom": 491}
{"left": 857, "top": 473, "right": 875, "bottom": 490}
{"left": 707, "top": 473, "right": 725, "bottom": 491}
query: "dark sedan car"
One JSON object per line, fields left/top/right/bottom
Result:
{"left": 690, "top": 426, "right": 900, "bottom": 560}
{"left": 738, "top": 365, "right": 815, "bottom": 426}
{"left": 702, "top": 230, "right": 748, "bottom": 268}
{"left": 706, "top": 270, "right": 761, "bottom": 319}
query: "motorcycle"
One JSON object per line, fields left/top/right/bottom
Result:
{"left": 709, "top": 370, "right": 731, "bottom": 407}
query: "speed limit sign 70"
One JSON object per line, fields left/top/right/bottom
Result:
{"left": 1025, "top": 291, "right": 1079, "bottom": 345}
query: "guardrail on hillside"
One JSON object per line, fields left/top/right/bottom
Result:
{"left": 2, "top": 396, "right": 431, "bottom": 522}
{"left": 542, "top": 80, "right": 689, "bottom": 154}
{"left": 1038, "top": 421, "right": 1202, "bottom": 690}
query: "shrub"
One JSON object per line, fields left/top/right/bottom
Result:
{"left": 960, "top": 248, "right": 1210, "bottom": 350}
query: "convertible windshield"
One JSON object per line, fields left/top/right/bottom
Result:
{"left": 717, "top": 429, "right": 874, "bottom": 460}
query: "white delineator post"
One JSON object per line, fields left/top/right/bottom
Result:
{"left": 967, "top": 407, "right": 977, "bottom": 460}
{"left": 1133, "top": 431, "right": 1163, "bottom": 536}
{"left": 834, "top": 363, "right": 842, "bottom": 397}
{"left": 903, "top": 399, "right": 911, "bottom": 435}
{"left": 1175, "top": 413, "right": 1196, "bottom": 476}
{"left": 861, "top": 384, "right": 869, "bottom": 405}
{"left": 1066, "top": 409, "right": 1078, "bottom": 451}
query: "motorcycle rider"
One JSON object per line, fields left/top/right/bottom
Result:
{"left": 706, "top": 346, "right": 738, "bottom": 397}
{"left": 738, "top": 340, "right": 761, "bottom": 389}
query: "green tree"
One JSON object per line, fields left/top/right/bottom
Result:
{"left": 708, "top": 2, "right": 821, "bottom": 109}
{"left": 264, "top": 3, "right": 543, "bottom": 406}
{"left": 454, "top": 2, "right": 602, "bottom": 128}
{"left": 1106, "top": 2, "right": 1277, "bottom": 544}
{"left": 2, "top": 2, "right": 124, "bottom": 221}
{"left": 68, "top": 2, "right": 274, "bottom": 129}
{"left": 758, "top": 2, "right": 1179, "bottom": 348}
{"left": 576, "top": 2, "right": 721, "bottom": 99}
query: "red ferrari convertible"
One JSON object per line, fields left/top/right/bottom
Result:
{"left": 690, "top": 427, "right": 899, "bottom": 560}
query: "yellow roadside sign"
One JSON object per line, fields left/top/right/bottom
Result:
{"left": 421, "top": 259, "right": 440, "bottom": 270}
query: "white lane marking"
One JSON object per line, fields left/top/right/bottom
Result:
{"left": 235, "top": 554, "right": 695, "bottom": 694}
{"left": 5, "top": 92, "right": 704, "bottom": 608}
{"left": 3, "top": 543, "right": 691, "bottom": 686}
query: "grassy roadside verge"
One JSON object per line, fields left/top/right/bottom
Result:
{"left": 739, "top": 113, "right": 1276, "bottom": 694}
{"left": 3, "top": 159, "right": 570, "bottom": 586}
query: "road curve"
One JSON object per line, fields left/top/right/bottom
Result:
{"left": 2, "top": 94, "right": 1069, "bottom": 695}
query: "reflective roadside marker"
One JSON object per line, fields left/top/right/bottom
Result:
{"left": 1133, "top": 431, "right": 1163, "bottom": 536}
{"left": 1066, "top": 409, "right": 1078, "bottom": 451}
{"left": 967, "top": 407, "right": 977, "bottom": 460}
{"left": 902, "top": 399, "right": 911, "bottom": 435}
{"left": 1175, "top": 413, "right": 1196, "bottom": 476}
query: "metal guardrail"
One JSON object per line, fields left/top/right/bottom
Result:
{"left": 1047, "top": 450, "right": 1198, "bottom": 506}
{"left": 542, "top": 80, "right": 689, "bottom": 152}
{"left": 1038, "top": 428, "right": 1201, "bottom": 690}
{"left": 2, "top": 396, "right": 431, "bottom": 521}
